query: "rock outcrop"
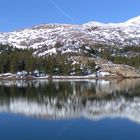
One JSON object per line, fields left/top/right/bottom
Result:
{"left": 99, "top": 64, "right": 140, "bottom": 78}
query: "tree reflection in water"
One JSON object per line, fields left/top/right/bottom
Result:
{"left": 0, "top": 79, "right": 140, "bottom": 123}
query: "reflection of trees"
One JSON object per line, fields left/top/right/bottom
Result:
{"left": 0, "top": 79, "right": 140, "bottom": 102}
{"left": 0, "top": 80, "right": 97, "bottom": 102}
{"left": 0, "top": 79, "right": 140, "bottom": 123}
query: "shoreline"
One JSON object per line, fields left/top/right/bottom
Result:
{"left": 0, "top": 75, "right": 139, "bottom": 81}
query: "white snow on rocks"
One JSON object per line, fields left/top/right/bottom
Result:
{"left": 0, "top": 16, "right": 140, "bottom": 56}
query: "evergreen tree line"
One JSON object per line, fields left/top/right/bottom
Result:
{"left": 2, "top": 43, "right": 140, "bottom": 74}
{"left": 111, "top": 56, "right": 140, "bottom": 68}
{"left": 93, "top": 44, "right": 140, "bottom": 68}
{"left": 0, "top": 44, "right": 95, "bottom": 75}
{"left": 0, "top": 45, "right": 37, "bottom": 73}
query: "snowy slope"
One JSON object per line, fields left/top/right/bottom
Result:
{"left": 0, "top": 16, "right": 140, "bottom": 56}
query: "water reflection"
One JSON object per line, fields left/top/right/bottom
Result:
{"left": 0, "top": 79, "right": 140, "bottom": 123}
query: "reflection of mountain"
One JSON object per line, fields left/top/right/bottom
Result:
{"left": 0, "top": 79, "right": 140, "bottom": 123}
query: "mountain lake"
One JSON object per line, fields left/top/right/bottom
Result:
{"left": 0, "top": 79, "right": 140, "bottom": 140}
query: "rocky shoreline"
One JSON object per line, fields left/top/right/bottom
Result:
{"left": 0, "top": 63, "right": 140, "bottom": 80}
{"left": 0, "top": 75, "right": 139, "bottom": 81}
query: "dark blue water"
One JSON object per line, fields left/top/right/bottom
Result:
{"left": 0, "top": 79, "right": 140, "bottom": 140}
{"left": 0, "top": 113, "right": 140, "bottom": 140}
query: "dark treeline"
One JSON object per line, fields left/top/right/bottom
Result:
{"left": 93, "top": 44, "right": 140, "bottom": 68}
{"left": 1, "top": 43, "right": 140, "bottom": 74}
{"left": 111, "top": 56, "right": 140, "bottom": 68}
{"left": 0, "top": 44, "right": 37, "bottom": 73}
{"left": 0, "top": 44, "right": 95, "bottom": 75}
{"left": 0, "top": 44, "right": 68, "bottom": 74}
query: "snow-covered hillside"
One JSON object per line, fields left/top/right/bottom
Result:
{"left": 0, "top": 16, "right": 140, "bottom": 56}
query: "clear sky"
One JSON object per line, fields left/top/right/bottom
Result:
{"left": 0, "top": 0, "right": 140, "bottom": 32}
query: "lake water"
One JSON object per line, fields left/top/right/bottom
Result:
{"left": 0, "top": 79, "right": 140, "bottom": 140}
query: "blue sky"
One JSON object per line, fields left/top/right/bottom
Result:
{"left": 0, "top": 0, "right": 140, "bottom": 32}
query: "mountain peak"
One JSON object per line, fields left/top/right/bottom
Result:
{"left": 83, "top": 16, "right": 140, "bottom": 27}
{"left": 125, "top": 16, "right": 140, "bottom": 25}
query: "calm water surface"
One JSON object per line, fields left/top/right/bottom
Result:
{"left": 0, "top": 79, "right": 140, "bottom": 140}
